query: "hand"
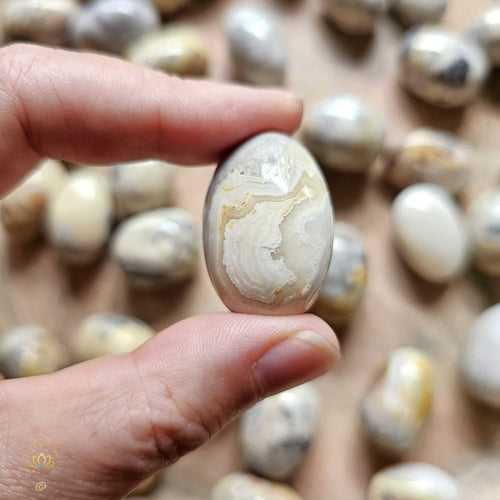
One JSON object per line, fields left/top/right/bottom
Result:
{"left": 0, "top": 44, "right": 339, "bottom": 499}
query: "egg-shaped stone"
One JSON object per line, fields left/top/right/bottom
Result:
{"left": 392, "top": 183, "right": 470, "bottom": 283}
{"left": 46, "top": 169, "right": 113, "bottom": 265}
{"left": 468, "top": 189, "right": 500, "bottom": 276}
{"left": 203, "top": 132, "right": 334, "bottom": 316}
{"left": 0, "top": 325, "right": 68, "bottom": 378}
{"left": 392, "top": 0, "right": 447, "bottom": 26}
{"left": 70, "top": 0, "right": 160, "bottom": 54}
{"left": 303, "top": 96, "right": 385, "bottom": 173}
{"left": 151, "top": 0, "right": 189, "bottom": 15}
{"left": 112, "top": 207, "right": 198, "bottom": 289}
{"left": 386, "top": 128, "right": 472, "bottom": 194}
{"left": 467, "top": 7, "right": 500, "bottom": 66}
{"left": 224, "top": 3, "right": 287, "bottom": 86}
{"left": 211, "top": 472, "right": 302, "bottom": 500}
{"left": 368, "top": 462, "right": 460, "bottom": 500}
{"left": 1, "top": 159, "right": 67, "bottom": 242}
{"left": 313, "top": 222, "right": 367, "bottom": 324}
{"left": 361, "top": 347, "right": 434, "bottom": 453}
{"left": 399, "top": 26, "right": 489, "bottom": 107}
{"left": 126, "top": 25, "right": 209, "bottom": 77}
{"left": 322, "top": 0, "right": 389, "bottom": 35}
{"left": 3, "top": 0, "right": 80, "bottom": 45}
{"left": 240, "top": 383, "right": 320, "bottom": 481}
{"left": 462, "top": 304, "right": 500, "bottom": 409}
{"left": 111, "top": 160, "right": 175, "bottom": 220}
{"left": 72, "top": 313, "right": 154, "bottom": 361}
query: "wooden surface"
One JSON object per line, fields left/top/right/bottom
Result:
{"left": 1, "top": 0, "right": 500, "bottom": 499}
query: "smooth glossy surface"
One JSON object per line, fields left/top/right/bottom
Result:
{"left": 240, "top": 383, "right": 320, "bottom": 480}
{"left": 224, "top": 3, "right": 287, "bottom": 85}
{"left": 387, "top": 128, "right": 471, "bottom": 194}
{"left": 127, "top": 25, "right": 209, "bottom": 76}
{"left": 392, "top": 183, "right": 470, "bottom": 283}
{"left": 211, "top": 472, "right": 302, "bottom": 500}
{"left": 203, "top": 132, "right": 334, "bottom": 315}
{"left": 322, "top": 0, "right": 389, "bottom": 35}
{"left": 368, "top": 462, "right": 460, "bottom": 500}
{"left": 462, "top": 304, "right": 500, "bottom": 409}
{"left": 362, "top": 347, "right": 434, "bottom": 453}
{"left": 72, "top": 313, "right": 154, "bottom": 361}
{"left": 112, "top": 208, "right": 198, "bottom": 289}
{"left": 70, "top": 0, "right": 160, "bottom": 54}
{"left": 112, "top": 160, "right": 175, "bottom": 220}
{"left": 399, "top": 26, "right": 489, "bottom": 107}
{"left": 313, "top": 222, "right": 367, "bottom": 323}
{"left": 3, "top": 0, "right": 79, "bottom": 45}
{"left": 303, "top": 96, "right": 385, "bottom": 172}
{"left": 1, "top": 159, "right": 67, "bottom": 242}
{"left": 0, "top": 325, "right": 68, "bottom": 378}
{"left": 468, "top": 189, "right": 500, "bottom": 276}
{"left": 46, "top": 169, "right": 113, "bottom": 264}
{"left": 392, "top": 0, "right": 447, "bottom": 26}
{"left": 467, "top": 7, "right": 500, "bottom": 66}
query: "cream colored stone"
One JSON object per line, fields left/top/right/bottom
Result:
{"left": 203, "top": 132, "right": 334, "bottom": 315}
{"left": 462, "top": 303, "right": 500, "bottom": 409}
{"left": 467, "top": 7, "right": 500, "bottom": 66}
{"left": 399, "top": 26, "right": 489, "bottom": 107}
{"left": 1, "top": 159, "right": 67, "bottom": 242}
{"left": 303, "top": 96, "right": 385, "bottom": 172}
{"left": 368, "top": 462, "right": 460, "bottom": 500}
{"left": 112, "top": 208, "right": 198, "bottom": 289}
{"left": 72, "top": 313, "right": 154, "bottom": 361}
{"left": 46, "top": 169, "right": 113, "bottom": 265}
{"left": 240, "top": 383, "right": 320, "bottom": 480}
{"left": 392, "top": 183, "right": 470, "bottom": 283}
{"left": 0, "top": 325, "right": 68, "bottom": 378}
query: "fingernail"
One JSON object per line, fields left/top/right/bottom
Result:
{"left": 253, "top": 330, "right": 339, "bottom": 396}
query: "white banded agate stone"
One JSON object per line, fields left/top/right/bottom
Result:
{"left": 203, "top": 132, "right": 334, "bottom": 315}
{"left": 211, "top": 472, "right": 302, "bottom": 500}
{"left": 392, "top": 184, "right": 470, "bottom": 283}
{"left": 368, "top": 462, "right": 460, "bottom": 500}
{"left": 240, "top": 383, "right": 320, "bottom": 480}
{"left": 462, "top": 304, "right": 500, "bottom": 409}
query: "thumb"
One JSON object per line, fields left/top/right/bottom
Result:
{"left": 2, "top": 312, "right": 338, "bottom": 499}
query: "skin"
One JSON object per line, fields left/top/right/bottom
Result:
{"left": 0, "top": 44, "right": 340, "bottom": 499}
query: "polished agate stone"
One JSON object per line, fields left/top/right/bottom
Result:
{"left": 0, "top": 325, "right": 68, "bottom": 378}
{"left": 112, "top": 208, "right": 198, "bottom": 289}
{"left": 322, "top": 0, "right": 389, "bottom": 35}
{"left": 70, "top": 0, "right": 160, "bottom": 54}
{"left": 1, "top": 159, "right": 67, "bottom": 242}
{"left": 362, "top": 347, "right": 434, "bottom": 453}
{"left": 72, "top": 313, "right": 154, "bottom": 361}
{"left": 462, "top": 304, "right": 500, "bottom": 409}
{"left": 112, "top": 160, "right": 175, "bottom": 220}
{"left": 224, "top": 3, "right": 287, "bottom": 86}
{"left": 127, "top": 25, "right": 209, "bottom": 77}
{"left": 399, "top": 26, "right": 489, "bottom": 107}
{"left": 386, "top": 128, "right": 472, "bottom": 194}
{"left": 303, "top": 96, "right": 385, "bottom": 172}
{"left": 3, "top": 0, "right": 80, "bottom": 45}
{"left": 468, "top": 189, "right": 500, "bottom": 276}
{"left": 368, "top": 463, "right": 460, "bottom": 500}
{"left": 211, "top": 472, "right": 302, "bottom": 500}
{"left": 203, "top": 132, "right": 334, "bottom": 315}
{"left": 46, "top": 169, "right": 113, "bottom": 265}
{"left": 392, "top": 0, "right": 447, "bottom": 26}
{"left": 240, "top": 383, "right": 320, "bottom": 480}
{"left": 467, "top": 7, "right": 500, "bottom": 66}
{"left": 392, "top": 184, "right": 470, "bottom": 283}
{"left": 313, "top": 222, "right": 367, "bottom": 323}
